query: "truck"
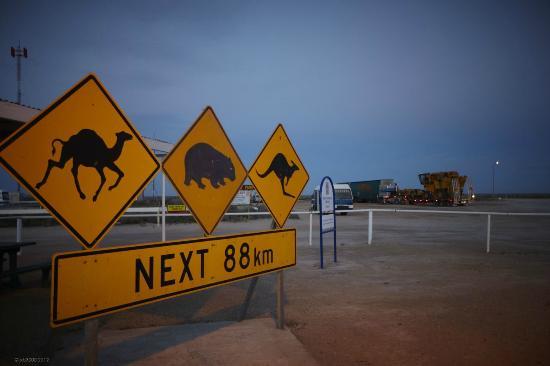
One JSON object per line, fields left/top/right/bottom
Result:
{"left": 311, "top": 183, "right": 354, "bottom": 212}
{"left": 379, "top": 182, "right": 399, "bottom": 203}
{"left": 398, "top": 189, "right": 429, "bottom": 205}
{"left": 418, "top": 171, "right": 468, "bottom": 206}
{"left": 344, "top": 179, "right": 396, "bottom": 203}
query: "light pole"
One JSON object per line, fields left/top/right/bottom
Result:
{"left": 492, "top": 161, "right": 499, "bottom": 195}
{"left": 10, "top": 43, "right": 28, "bottom": 197}
{"left": 10, "top": 42, "right": 28, "bottom": 105}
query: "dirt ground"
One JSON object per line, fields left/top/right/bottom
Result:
{"left": 1, "top": 199, "right": 550, "bottom": 365}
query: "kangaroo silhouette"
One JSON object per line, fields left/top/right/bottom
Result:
{"left": 256, "top": 153, "right": 299, "bottom": 198}
{"left": 184, "top": 143, "right": 235, "bottom": 189}
{"left": 35, "top": 129, "right": 133, "bottom": 202}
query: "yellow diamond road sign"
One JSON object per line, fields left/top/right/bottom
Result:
{"left": 249, "top": 124, "right": 309, "bottom": 228}
{"left": 162, "top": 107, "right": 247, "bottom": 235}
{"left": 0, "top": 74, "right": 160, "bottom": 249}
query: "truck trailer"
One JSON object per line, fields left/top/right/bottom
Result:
{"left": 344, "top": 179, "right": 395, "bottom": 203}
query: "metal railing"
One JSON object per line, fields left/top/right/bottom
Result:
{"left": 1, "top": 207, "right": 549, "bottom": 253}
{"left": 330, "top": 208, "right": 550, "bottom": 253}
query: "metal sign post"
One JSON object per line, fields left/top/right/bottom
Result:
{"left": 319, "top": 176, "right": 336, "bottom": 269}
{"left": 247, "top": 125, "right": 309, "bottom": 329}
{"left": 276, "top": 269, "right": 285, "bottom": 329}
{"left": 84, "top": 319, "right": 99, "bottom": 366}
{"left": 0, "top": 73, "right": 163, "bottom": 365}
{"left": 270, "top": 219, "right": 285, "bottom": 330}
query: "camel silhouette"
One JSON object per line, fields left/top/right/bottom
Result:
{"left": 35, "top": 129, "right": 133, "bottom": 202}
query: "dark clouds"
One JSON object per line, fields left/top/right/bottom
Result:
{"left": 1, "top": 0, "right": 549, "bottom": 193}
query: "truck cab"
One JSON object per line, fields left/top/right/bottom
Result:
{"left": 311, "top": 183, "right": 354, "bottom": 212}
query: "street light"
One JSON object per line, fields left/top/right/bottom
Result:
{"left": 492, "top": 160, "right": 500, "bottom": 195}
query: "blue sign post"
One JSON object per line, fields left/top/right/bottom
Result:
{"left": 319, "top": 176, "right": 336, "bottom": 269}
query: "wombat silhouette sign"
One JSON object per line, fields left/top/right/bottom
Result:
{"left": 162, "top": 107, "right": 247, "bottom": 235}
{"left": 184, "top": 143, "right": 236, "bottom": 189}
{"left": 249, "top": 124, "right": 309, "bottom": 228}
{"left": 0, "top": 74, "right": 160, "bottom": 249}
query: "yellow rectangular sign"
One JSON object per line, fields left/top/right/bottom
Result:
{"left": 51, "top": 229, "right": 296, "bottom": 327}
{"left": 166, "top": 204, "right": 187, "bottom": 212}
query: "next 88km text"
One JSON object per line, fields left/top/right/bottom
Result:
{"left": 135, "top": 241, "right": 275, "bottom": 293}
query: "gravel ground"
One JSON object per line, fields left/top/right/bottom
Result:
{"left": 1, "top": 199, "right": 549, "bottom": 365}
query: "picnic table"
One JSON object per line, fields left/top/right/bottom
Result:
{"left": 0, "top": 241, "right": 37, "bottom": 287}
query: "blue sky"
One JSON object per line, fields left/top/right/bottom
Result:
{"left": 1, "top": 0, "right": 549, "bottom": 195}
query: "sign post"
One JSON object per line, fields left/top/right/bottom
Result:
{"left": 249, "top": 125, "right": 309, "bottom": 329}
{"left": 0, "top": 74, "right": 162, "bottom": 365}
{"left": 319, "top": 176, "right": 336, "bottom": 269}
{"left": 0, "top": 71, "right": 309, "bottom": 358}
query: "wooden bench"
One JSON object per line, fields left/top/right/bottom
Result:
{"left": 0, "top": 262, "right": 51, "bottom": 287}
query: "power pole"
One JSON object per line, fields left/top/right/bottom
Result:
{"left": 10, "top": 43, "right": 28, "bottom": 197}
{"left": 10, "top": 42, "right": 28, "bottom": 105}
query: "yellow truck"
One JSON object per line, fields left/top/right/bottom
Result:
{"left": 418, "top": 171, "right": 468, "bottom": 206}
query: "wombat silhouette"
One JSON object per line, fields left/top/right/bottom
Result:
{"left": 35, "top": 129, "right": 133, "bottom": 202}
{"left": 184, "top": 143, "right": 236, "bottom": 189}
{"left": 256, "top": 153, "right": 299, "bottom": 198}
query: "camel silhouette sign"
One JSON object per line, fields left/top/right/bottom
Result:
{"left": 0, "top": 74, "right": 160, "bottom": 249}
{"left": 36, "top": 129, "right": 133, "bottom": 202}
{"left": 162, "top": 107, "right": 247, "bottom": 235}
{"left": 249, "top": 124, "right": 309, "bottom": 228}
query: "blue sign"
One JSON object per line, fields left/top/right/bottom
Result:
{"left": 319, "top": 176, "right": 336, "bottom": 269}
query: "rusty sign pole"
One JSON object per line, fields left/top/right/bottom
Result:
{"left": 82, "top": 237, "right": 99, "bottom": 366}
{"left": 84, "top": 319, "right": 99, "bottom": 366}
{"left": 239, "top": 277, "right": 259, "bottom": 322}
{"left": 162, "top": 173, "right": 166, "bottom": 242}
{"left": 271, "top": 219, "right": 285, "bottom": 329}
{"left": 277, "top": 269, "right": 284, "bottom": 329}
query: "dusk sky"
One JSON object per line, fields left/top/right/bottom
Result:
{"left": 1, "top": 0, "right": 549, "bottom": 195}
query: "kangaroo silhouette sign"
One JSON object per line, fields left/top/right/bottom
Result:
{"left": 249, "top": 124, "right": 309, "bottom": 228}
{"left": 256, "top": 153, "right": 299, "bottom": 198}
{"left": 162, "top": 107, "right": 247, "bottom": 235}
{"left": 0, "top": 74, "right": 160, "bottom": 249}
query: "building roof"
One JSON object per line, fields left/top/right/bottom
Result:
{"left": 0, "top": 99, "right": 41, "bottom": 123}
{"left": 0, "top": 99, "right": 173, "bottom": 156}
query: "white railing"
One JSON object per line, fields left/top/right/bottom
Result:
{"left": 331, "top": 208, "right": 550, "bottom": 252}
{"left": 1, "top": 207, "right": 549, "bottom": 253}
